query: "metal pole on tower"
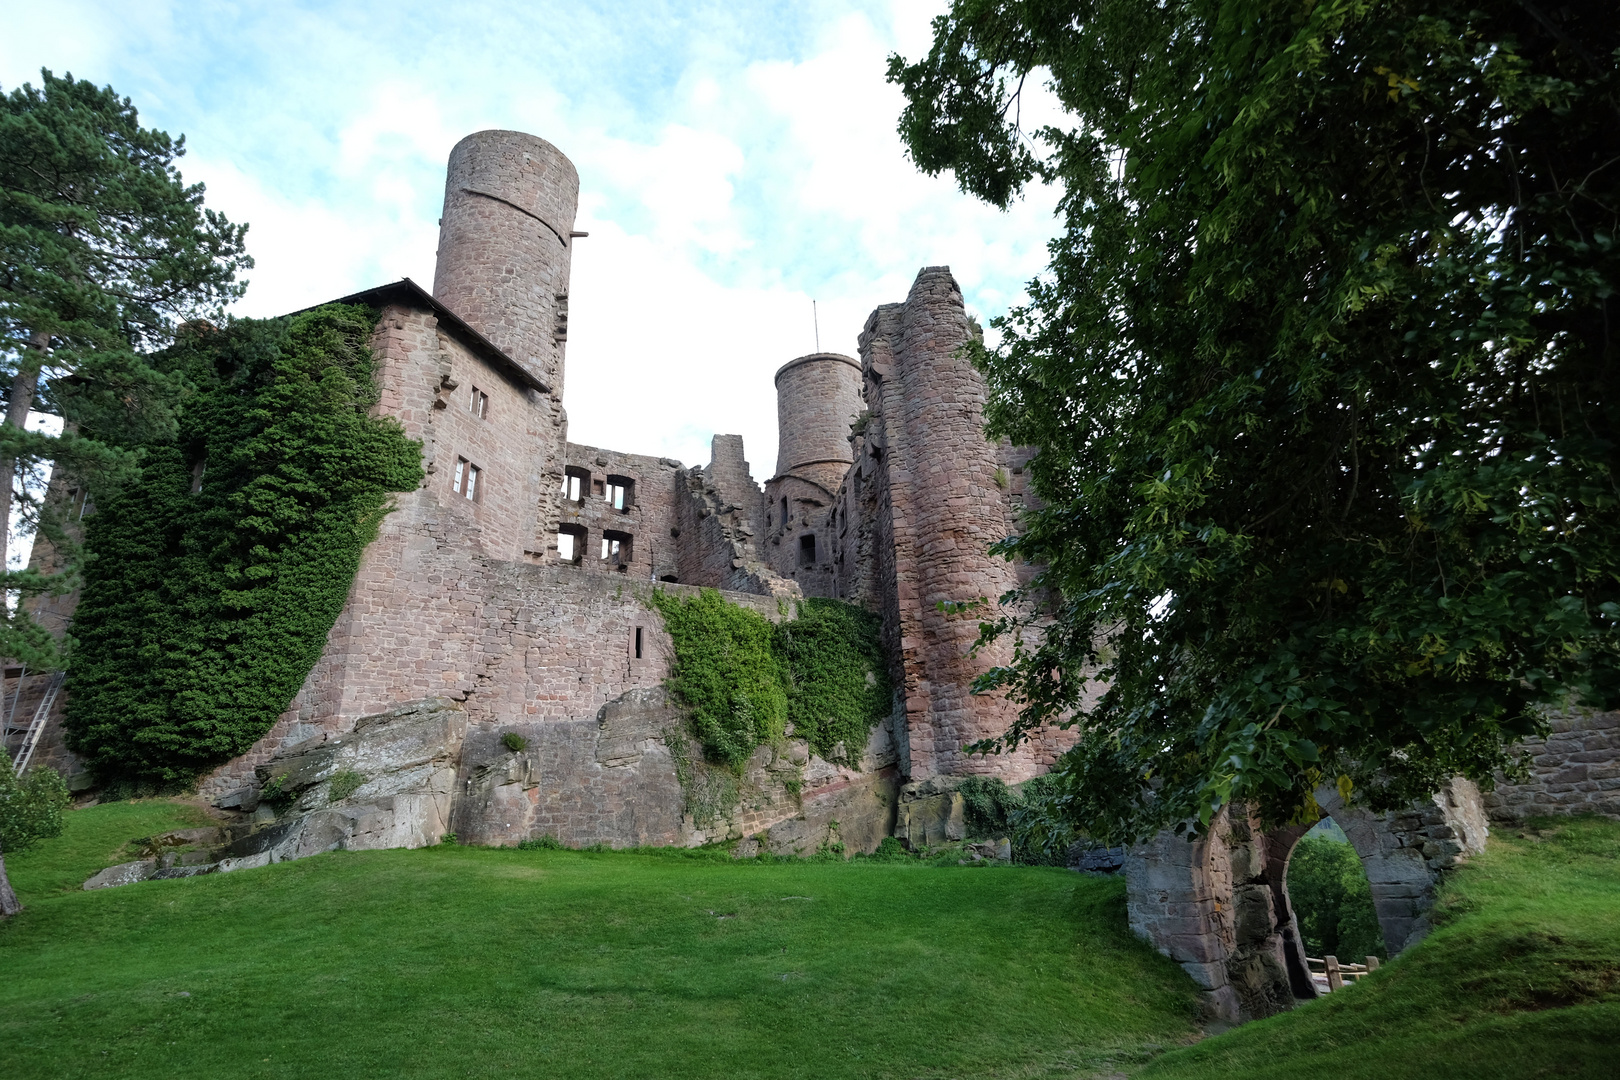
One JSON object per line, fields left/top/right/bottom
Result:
{"left": 813, "top": 299, "right": 820, "bottom": 352}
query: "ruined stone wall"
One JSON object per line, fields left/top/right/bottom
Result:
{"left": 555, "top": 442, "right": 682, "bottom": 582}
{"left": 1123, "top": 779, "right": 1490, "bottom": 1023}
{"left": 856, "top": 267, "right": 1071, "bottom": 782}
{"left": 673, "top": 435, "right": 795, "bottom": 596}
{"left": 762, "top": 473, "right": 839, "bottom": 597}
{"left": 1483, "top": 709, "right": 1620, "bottom": 822}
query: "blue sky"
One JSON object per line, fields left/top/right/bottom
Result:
{"left": 2, "top": 1, "right": 1064, "bottom": 471}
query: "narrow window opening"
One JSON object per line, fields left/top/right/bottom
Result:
{"left": 592, "top": 478, "right": 605, "bottom": 498}
{"left": 798, "top": 534, "right": 816, "bottom": 567}
{"left": 452, "top": 458, "right": 480, "bottom": 501}
{"left": 634, "top": 627, "right": 643, "bottom": 659}
{"left": 469, "top": 386, "right": 489, "bottom": 418}
{"left": 780, "top": 496, "right": 789, "bottom": 526}
{"left": 453, "top": 457, "right": 482, "bottom": 500}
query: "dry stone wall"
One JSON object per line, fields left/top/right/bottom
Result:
{"left": 1483, "top": 709, "right": 1620, "bottom": 822}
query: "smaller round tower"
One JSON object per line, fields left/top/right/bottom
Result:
{"left": 773, "top": 352, "right": 863, "bottom": 487}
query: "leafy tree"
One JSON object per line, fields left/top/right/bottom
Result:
{"left": 1287, "top": 831, "right": 1386, "bottom": 961}
{"left": 0, "top": 754, "right": 70, "bottom": 916}
{"left": 889, "top": 2, "right": 1619, "bottom": 840}
{"left": 0, "top": 69, "right": 250, "bottom": 667}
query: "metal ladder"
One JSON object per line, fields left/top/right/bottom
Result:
{"left": 12, "top": 670, "right": 64, "bottom": 774}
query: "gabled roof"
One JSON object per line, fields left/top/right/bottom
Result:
{"left": 298, "top": 277, "right": 552, "bottom": 395}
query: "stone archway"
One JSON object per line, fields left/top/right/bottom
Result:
{"left": 1124, "top": 778, "right": 1490, "bottom": 1023}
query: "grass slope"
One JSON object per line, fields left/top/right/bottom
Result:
{"left": 1142, "top": 816, "right": 1620, "bottom": 1079}
{"left": 0, "top": 805, "right": 1198, "bottom": 1080}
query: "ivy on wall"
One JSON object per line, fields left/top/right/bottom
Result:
{"left": 63, "top": 305, "right": 423, "bottom": 787}
{"left": 648, "top": 589, "right": 892, "bottom": 770}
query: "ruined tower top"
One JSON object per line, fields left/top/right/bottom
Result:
{"left": 773, "top": 352, "right": 863, "bottom": 481}
{"left": 432, "top": 130, "right": 580, "bottom": 394}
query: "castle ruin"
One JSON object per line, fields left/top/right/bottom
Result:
{"left": 9, "top": 129, "right": 1617, "bottom": 1027}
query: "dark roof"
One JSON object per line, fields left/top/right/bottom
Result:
{"left": 297, "top": 277, "right": 551, "bottom": 395}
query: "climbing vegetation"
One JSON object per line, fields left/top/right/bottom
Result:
{"left": 63, "top": 305, "right": 423, "bottom": 787}
{"left": 648, "top": 589, "right": 892, "bottom": 770}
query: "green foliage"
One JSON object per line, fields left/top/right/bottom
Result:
{"left": 500, "top": 732, "right": 528, "bottom": 753}
{"left": 0, "top": 757, "right": 70, "bottom": 857}
{"left": 953, "top": 773, "right": 1079, "bottom": 866}
{"left": 892, "top": 2, "right": 1620, "bottom": 840}
{"left": 62, "top": 305, "right": 423, "bottom": 785}
{"left": 517, "top": 835, "right": 564, "bottom": 851}
{"left": 957, "top": 776, "right": 1019, "bottom": 837}
{"left": 650, "top": 590, "right": 891, "bottom": 770}
{"left": 0, "top": 70, "right": 251, "bottom": 666}
{"left": 440, "top": 833, "right": 457, "bottom": 845}
{"left": 1287, "top": 832, "right": 1386, "bottom": 961}
{"left": 327, "top": 770, "right": 366, "bottom": 805}
{"left": 649, "top": 589, "right": 787, "bottom": 768}
{"left": 775, "top": 597, "right": 892, "bottom": 760}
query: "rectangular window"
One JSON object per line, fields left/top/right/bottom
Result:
{"left": 634, "top": 626, "right": 643, "bottom": 659}
{"left": 592, "top": 478, "right": 605, "bottom": 498}
{"left": 453, "top": 457, "right": 480, "bottom": 500}
{"left": 557, "top": 525, "right": 585, "bottom": 564}
{"left": 468, "top": 386, "right": 488, "bottom": 418}
{"left": 605, "top": 476, "right": 633, "bottom": 511}
{"left": 601, "top": 530, "right": 633, "bottom": 568}
{"left": 563, "top": 468, "right": 588, "bottom": 503}
{"left": 799, "top": 534, "right": 817, "bottom": 567}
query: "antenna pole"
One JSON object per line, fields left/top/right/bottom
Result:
{"left": 813, "top": 300, "right": 820, "bottom": 352}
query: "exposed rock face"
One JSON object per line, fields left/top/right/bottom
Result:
{"left": 220, "top": 698, "right": 465, "bottom": 862}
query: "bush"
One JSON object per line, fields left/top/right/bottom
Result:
{"left": 327, "top": 769, "right": 366, "bottom": 804}
{"left": 517, "top": 835, "right": 563, "bottom": 851}
{"left": 649, "top": 590, "right": 892, "bottom": 770}
{"left": 501, "top": 732, "right": 527, "bottom": 753}
{"left": 1288, "top": 832, "right": 1386, "bottom": 960}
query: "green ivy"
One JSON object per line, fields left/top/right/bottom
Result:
{"left": 648, "top": 589, "right": 789, "bottom": 769}
{"left": 775, "top": 598, "right": 893, "bottom": 762}
{"left": 648, "top": 589, "right": 892, "bottom": 770}
{"left": 62, "top": 305, "right": 423, "bottom": 786}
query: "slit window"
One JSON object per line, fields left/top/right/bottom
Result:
{"left": 634, "top": 627, "right": 643, "bottom": 659}
{"left": 557, "top": 524, "right": 585, "bottom": 564}
{"left": 453, "top": 457, "right": 481, "bottom": 501}
{"left": 468, "top": 386, "right": 488, "bottom": 418}
{"left": 780, "top": 496, "right": 789, "bottom": 526}
{"left": 563, "top": 468, "right": 589, "bottom": 503}
{"left": 798, "top": 534, "right": 816, "bottom": 567}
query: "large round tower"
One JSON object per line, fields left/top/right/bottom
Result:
{"left": 773, "top": 352, "right": 863, "bottom": 487}
{"left": 432, "top": 130, "right": 580, "bottom": 393}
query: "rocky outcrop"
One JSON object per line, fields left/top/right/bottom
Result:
{"left": 219, "top": 698, "right": 465, "bottom": 863}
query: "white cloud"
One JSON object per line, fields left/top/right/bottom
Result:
{"left": 4, "top": 0, "right": 1067, "bottom": 476}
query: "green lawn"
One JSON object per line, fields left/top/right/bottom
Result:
{"left": 0, "top": 802, "right": 1198, "bottom": 1080}
{"left": 1141, "top": 815, "right": 1620, "bottom": 1079}
{"left": 5, "top": 805, "right": 1616, "bottom": 1079}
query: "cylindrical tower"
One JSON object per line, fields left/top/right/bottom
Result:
{"left": 432, "top": 130, "right": 579, "bottom": 393}
{"left": 773, "top": 352, "right": 863, "bottom": 485}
